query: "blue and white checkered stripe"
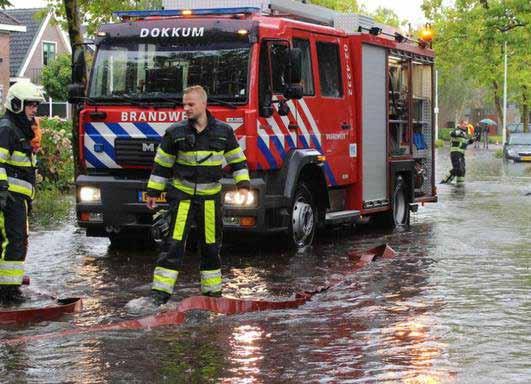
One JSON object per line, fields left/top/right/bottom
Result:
{"left": 84, "top": 122, "right": 171, "bottom": 168}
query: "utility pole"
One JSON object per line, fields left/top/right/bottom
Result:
{"left": 502, "top": 40, "right": 508, "bottom": 145}
{"left": 63, "top": 0, "right": 86, "bottom": 177}
{"left": 434, "top": 69, "right": 439, "bottom": 140}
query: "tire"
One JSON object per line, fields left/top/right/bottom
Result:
{"left": 288, "top": 183, "right": 317, "bottom": 250}
{"left": 391, "top": 176, "right": 409, "bottom": 227}
{"left": 372, "top": 175, "right": 410, "bottom": 228}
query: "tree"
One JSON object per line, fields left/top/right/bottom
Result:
{"left": 48, "top": 0, "right": 162, "bottom": 35}
{"left": 0, "top": 1, "right": 11, "bottom": 8}
{"left": 309, "top": 0, "right": 362, "bottom": 13}
{"left": 41, "top": 53, "right": 72, "bottom": 101}
{"left": 422, "top": 0, "right": 530, "bottom": 132}
{"left": 372, "top": 7, "right": 404, "bottom": 28}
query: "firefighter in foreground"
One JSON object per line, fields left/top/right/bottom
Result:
{"left": 440, "top": 120, "right": 476, "bottom": 185}
{"left": 146, "top": 85, "right": 250, "bottom": 306}
{"left": 0, "top": 81, "right": 44, "bottom": 303}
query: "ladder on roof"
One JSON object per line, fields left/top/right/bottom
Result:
{"left": 161, "top": 0, "right": 374, "bottom": 32}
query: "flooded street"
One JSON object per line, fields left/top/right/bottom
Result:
{"left": 1, "top": 147, "right": 530, "bottom": 383}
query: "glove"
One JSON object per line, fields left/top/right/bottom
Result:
{"left": 0, "top": 190, "right": 8, "bottom": 210}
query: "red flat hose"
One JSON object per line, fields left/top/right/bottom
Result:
{"left": 2, "top": 244, "right": 396, "bottom": 346}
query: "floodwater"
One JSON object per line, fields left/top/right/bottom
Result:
{"left": 1, "top": 147, "right": 530, "bottom": 383}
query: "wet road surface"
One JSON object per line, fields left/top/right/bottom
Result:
{"left": 1, "top": 147, "right": 530, "bottom": 383}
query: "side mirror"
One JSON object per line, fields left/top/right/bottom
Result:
{"left": 68, "top": 83, "right": 85, "bottom": 104}
{"left": 283, "top": 84, "right": 303, "bottom": 100}
{"left": 288, "top": 48, "right": 302, "bottom": 84}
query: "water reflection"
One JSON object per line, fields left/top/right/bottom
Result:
{"left": 2, "top": 148, "right": 530, "bottom": 382}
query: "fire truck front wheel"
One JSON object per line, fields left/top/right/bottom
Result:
{"left": 289, "top": 183, "right": 317, "bottom": 250}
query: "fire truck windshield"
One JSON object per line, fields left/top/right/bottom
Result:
{"left": 88, "top": 40, "right": 250, "bottom": 104}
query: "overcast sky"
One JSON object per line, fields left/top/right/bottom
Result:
{"left": 6, "top": 0, "right": 428, "bottom": 25}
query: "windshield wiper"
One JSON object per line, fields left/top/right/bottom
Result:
{"left": 207, "top": 96, "right": 238, "bottom": 109}
{"left": 140, "top": 93, "right": 181, "bottom": 107}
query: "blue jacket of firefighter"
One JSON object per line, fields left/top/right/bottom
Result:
{"left": 146, "top": 109, "right": 250, "bottom": 305}
{"left": 0, "top": 81, "right": 44, "bottom": 303}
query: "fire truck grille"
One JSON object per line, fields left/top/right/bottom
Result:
{"left": 114, "top": 138, "right": 159, "bottom": 166}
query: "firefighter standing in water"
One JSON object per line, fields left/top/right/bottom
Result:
{"left": 440, "top": 120, "right": 476, "bottom": 185}
{"left": 146, "top": 85, "right": 250, "bottom": 306}
{"left": 0, "top": 81, "right": 44, "bottom": 303}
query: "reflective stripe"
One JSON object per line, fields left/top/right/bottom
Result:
{"left": 0, "top": 167, "right": 6, "bottom": 181}
{"left": 233, "top": 168, "right": 250, "bottom": 183}
{"left": 7, "top": 176, "right": 34, "bottom": 199}
{"left": 172, "top": 200, "right": 191, "bottom": 240}
{"left": 224, "top": 147, "right": 246, "bottom": 164}
{"left": 147, "top": 174, "right": 168, "bottom": 191}
{"left": 171, "top": 178, "right": 221, "bottom": 196}
{"left": 9, "top": 151, "right": 33, "bottom": 167}
{"left": 450, "top": 137, "right": 469, "bottom": 153}
{"left": 0, "top": 260, "right": 24, "bottom": 285}
{"left": 0, "top": 211, "right": 7, "bottom": 259}
{"left": 200, "top": 269, "right": 222, "bottom": 293}
{"left": 152, "top": 266, "right": 178, "bottom": 294}
{"left": 177, "top": 151, "right": 224, "bottom": 166}
{"left": 204, "top": 200, "right": 216, "bottom": 244}
{"left": 154, "top": 148, "right": 176, "bottom": 168}
{"left": 456, "top": 177, "right": 465, "bottom": 183}
{"left": 0, "top": 147, "right": 9, "bottom": 163}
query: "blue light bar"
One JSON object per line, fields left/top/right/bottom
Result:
{"left": 114, "top": 7, "right": 261, "bottom": 19}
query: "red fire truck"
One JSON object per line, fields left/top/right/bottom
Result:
{"left": 71, "top": 0, "right": 437, "bottom": 248}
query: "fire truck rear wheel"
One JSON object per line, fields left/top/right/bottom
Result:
{"left": 289, "top": 182, "right": 317, "bottom": 250}
{"left": 392, "top": 176, "right": 409, "bottom": 227}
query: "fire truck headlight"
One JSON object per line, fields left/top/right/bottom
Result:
{"left": 224, "top": 190, "right": 257, "bottom": 207}
{"left": 79, "top": 186, "right": 101, "bottom": 203}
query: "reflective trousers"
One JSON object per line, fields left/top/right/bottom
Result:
{"left": 152, "top": 194, "right": 223, "bottom": 296}
{"left": 0, "top": 193, "right": 28, "bottom": 286}
{"left": 450, "top": 151, "right": 466, "bottom": 182}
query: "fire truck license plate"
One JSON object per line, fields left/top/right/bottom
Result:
{"left": 138, "top": 192, "right": 167, "bottom": 203}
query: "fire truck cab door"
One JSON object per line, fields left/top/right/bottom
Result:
{"left": 292, "top": 32, "right": 351, "bottom": 187}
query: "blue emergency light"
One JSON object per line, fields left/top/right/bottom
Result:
{"left": 113, "top": 7, "right": 261, "bottom": 19}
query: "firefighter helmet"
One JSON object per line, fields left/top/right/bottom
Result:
{"left": 4, "top": 81, "right": 45, "bottom": 114}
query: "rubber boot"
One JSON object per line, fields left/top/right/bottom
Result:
{"left": 151, "top": 290, "right": 170, "bottom": 306}
{"left": 440, "top": 173, "right": 454, "bottom": 184}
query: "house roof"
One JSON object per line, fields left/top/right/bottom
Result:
{"left": 0, "top": 10, "right": 27, "bottom": 32}
{"left": 3, "top": 8, "right": 47, "bottom": 77}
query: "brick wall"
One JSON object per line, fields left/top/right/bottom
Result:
{"left": 0, "top": 32, "right": 10, "bottom": 108}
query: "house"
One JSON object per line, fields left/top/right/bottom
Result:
{"left": 3, "top": 8, "right": 71, "bottom": 86}
{"left": 0, "top": 11, "right": 26, "bottom": 106}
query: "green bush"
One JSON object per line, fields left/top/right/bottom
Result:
{"left": 31, "top": 187, "right": 72, "bottom": 227}
{"left": 37, "top": 117, "right": 74, "bottom": 192}
{"left": 438, "top": 128, "right": 452, "bottom": 141}
{"left": 435, "top": 139, "right": 445, "bottom": 148}
{"left": 489, "top": 135, "right": 502, "bottom": 144}
{"left": 494, "top": 149, "right": 504, "bottom": 158}
{"left": 41, "top": 53, "right": 71, "bottom": 101}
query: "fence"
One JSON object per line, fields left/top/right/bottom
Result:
{"left": 37, "top": 98, "right": 70, "bottom": 120}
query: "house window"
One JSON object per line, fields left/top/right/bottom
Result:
{"left": 43, "top": 42, "right": 56, "bottom": 65}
